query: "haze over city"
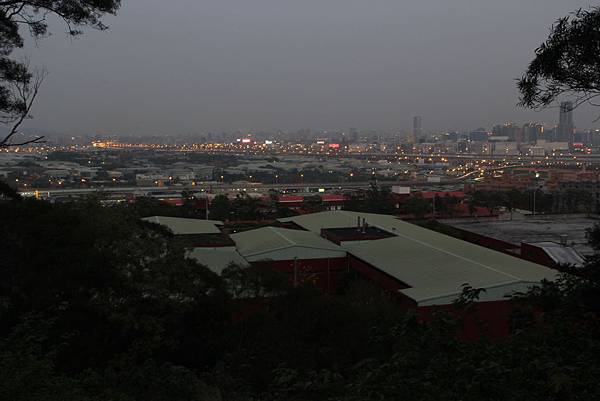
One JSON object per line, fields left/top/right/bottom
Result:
{"left": 20, "top": 0, "right": 598, "bottom": 135}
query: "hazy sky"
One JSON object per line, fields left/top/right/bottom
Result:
{"left": 19, "top": 0, "right": 600, "bottom": 135}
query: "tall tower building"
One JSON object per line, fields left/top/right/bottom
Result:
{"left": 557, "top": 101, "right": 574, "bottom": 143}
{"left": 412, "top": 116, "right": 422, "bottom": 143}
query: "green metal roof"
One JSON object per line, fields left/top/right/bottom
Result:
{"left": 188, "top": 247, "right": 249, "bottom": 275}
{"left": 142, "top": 216, "right": 223, "bottom": 235}
{"left": 231, "top": 226, "right": 345, "bottom": 260}
{"left": 281, "top": 211, "right": 558, "bottom": 305}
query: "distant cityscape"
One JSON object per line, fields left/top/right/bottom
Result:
{"left": 12, "top": 100, "right": 593, "bottom": 156}
{"left": 0, "top": 103, "right": 598, "bottom": 199}
{"left": 2, "top": 97, "right": 600, "bottom": 268}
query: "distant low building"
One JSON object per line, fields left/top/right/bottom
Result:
{"left": 231, "top": 226, "right": 348, "bottom": 293}
{"left": 136, "top": 173, "right": 169, "bottom": 186}
{"left": 149, "top": 210, "right": 559, "bottom": 338}
{"left": 521, "top": 242, "right": 585, "bottom": 268}
{"left": 281, "top": 211, "right": 556, "bottom": 313}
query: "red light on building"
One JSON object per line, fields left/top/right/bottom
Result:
{"left": 572, "top": 142, "right": 584, "bottom": 148}
{"left": 328, "top": 143, "right": 340, "bottom": 149}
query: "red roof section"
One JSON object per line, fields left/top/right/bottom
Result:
{"left": 420, "top": 191, "right": 465, "bottom": 199}
{"left": 321, "top": 194, "right": 347, "bottom": 202}
{"left": 263, "top": 194, "right": 348, "bottom": 203}
{"left": 159, "top": 198, "right": 185, "bottom": 206}
{"left": 277, "top": 195, "right": 305, "bottom": 203}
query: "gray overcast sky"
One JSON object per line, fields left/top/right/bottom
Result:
{"left": 20, "top": 0, "right": 600, "bottom": 135}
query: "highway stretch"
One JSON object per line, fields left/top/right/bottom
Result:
{"left": 21, "top": 180, "right": 461, "bottom": 199}
{"left": 20, "top": 165, "right": 525, "bottom": 199}
{"left": 159, "top": 147, "right": 600, "bottom": 164}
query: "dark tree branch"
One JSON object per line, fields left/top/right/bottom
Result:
{"left": 0, "top": 1, "right": 121, "bottom": 143}
{"left": 518, "top": 6, "right": 600, "bottom": 118}
{"left": 0, "top": 63, "right": 46, "bottom": 148}
{"left": 1, "top": 135, "right": 45, "bottom": 146}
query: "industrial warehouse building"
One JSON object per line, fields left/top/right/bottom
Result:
{"left": 280, "top": 211, "right": 557, "bottom": 306}
{"left": 279, "top": 210, "right": 559, "bottom": 337}
{"left": 231, "top": 226, "right": 346, "bottom": 262}
{"left": 231, "top": 226, "right": 348, "bottom": 292}
{"left": 143, "top": 216, "right": 241, "bottom": 272}
{"left": 187, "top": 247, "right": 249, "bottom": 274}
{"left": 146, "top": 210, "right": 559, "bottom": 335}
{"left": 345, "top": 236, "right": 554, "bottom": 306}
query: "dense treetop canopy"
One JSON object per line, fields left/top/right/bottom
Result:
{"left": 1, "top": 197, "right": 600, "bottom": 400}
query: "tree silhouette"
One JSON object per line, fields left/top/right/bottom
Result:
{"left": 302, "top": 195, "right": 325, "bottom": 213}
{"left": 0, "top": 1, "right": 121, "bottom": 147}
{"left": 208, "top": 194, "right": 231, "bottom": 221}
{"left": 518, "top": 7, "right": 600, "bottom": 115}
{"left": 404, "top": 195, "right": 430, "bottom": 219}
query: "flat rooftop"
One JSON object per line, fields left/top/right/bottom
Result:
{"left": 443, "top": 215, "right": 598, "bottom": 256}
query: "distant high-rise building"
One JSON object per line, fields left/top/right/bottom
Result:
{"left": 545, "top": 127, "right": 558, "bottom": 142}
{"left": 557, "top": 101, "right": 575, "bottom": 142}
{"left": 412, "top": 116, "right": 422, "bottom": 143}
{"left": 469, "top": 128, "right": 489, "bottom": 142}
{"left": 572, "top": 130, "right": 589, "bottom": 145}
{"left": 522, "top": 123, "right": 544, "bottom": 144}
{"left": 492, "top": 123, "right": 521, "bottom": 142}
{"left": 591, "top": 130, "right": 600, "bottom": 147}
{"left": 443, "top": 132, "right": 458, "bottom": 142}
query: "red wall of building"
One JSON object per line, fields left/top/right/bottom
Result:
{"left": 418, "top": 300, "right": 514, "bottom": 339}
{"left": 348, "top": 254, "right": 515, "bottom": 339}
{"left": 245, "top": 254, "right": 516, "bottom": 339}
{"left": 447, "top": 225, "right": 518, "bottom": 252}
{"left": 252, "top": 257, "right": 349, "bottom": 294}
{"left": 347, "top": 255, "right": 418, "bottom": 308}
{"left": 348, "top": 255, "right": 410, "bottom": 292}
{"left": 520, "top": 243, "right": 557, "bottom": 268}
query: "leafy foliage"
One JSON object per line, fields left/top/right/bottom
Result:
{"left": 2, "top": 199, "right": 600, "bottom": 400}
{"left": 343, "top": 183, "right": 396, "bottom": 214}
{"left": 208, "top": 194, "right": 232, "bottom": 221}
{"left": 0, "top": 180, "right": 20, "bottom": 200}
{"left": 587, "top": 223, "right": 600, "bottom": 251}
{"left": 301, "top": 194, "right": 326, "bottom": 213}
{"left": 403, "top": 194, "right": 430, "bottom": 219}
{"left": 0, "top": 199, "right": 228, "bottom": 399}
{"left": 518, "top": 6, "right": 600, "bottom": 110}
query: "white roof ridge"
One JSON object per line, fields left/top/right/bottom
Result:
{"left": 268, "top": 226, "right": 296, "bottom": 246}
{"left": 243, "top": 245, "right": 295, "bottom": 258}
